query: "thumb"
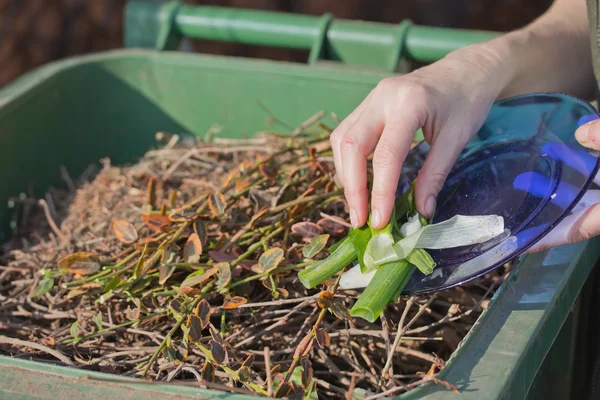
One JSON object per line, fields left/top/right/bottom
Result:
{"left": 575, "top": 118, "right": 600, "bottom": 150}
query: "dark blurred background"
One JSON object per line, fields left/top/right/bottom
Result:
{"left": 0, "top": 0, "right": 553, "bottom": 89}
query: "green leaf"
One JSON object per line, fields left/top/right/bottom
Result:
{"left": 302, "top": 234, "right": 330, "bottom": 259}
{"left": 92, "top": 313, "right": 103, "bottom": 330}
{"left": 406, "top": 249, "right": 436, "bottom": 275}
{"left": 30, "top": 277, "right": 54, "bottom": 299}
{"left": 104, "top": 274, "right": 121, "bottom": 293}
{"left": 70, "top": 320, "right": 80, "bottom": 339}
{"left": 258, "top": 248, "right": 284, "bottom": 273}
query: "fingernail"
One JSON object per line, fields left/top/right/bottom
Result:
{"left": 349, "top": 208, "right": 358, "bottom": 228}
{"left": 371, "top": 209, "right": 381, "bottom": 228}
{"left": 576, "top": 125, "right": 589, "bottom": 143}
{"left": 425, "top": 196, "right": 436, "bottom": 218}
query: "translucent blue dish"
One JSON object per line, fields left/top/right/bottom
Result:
{"left": 395, "top": 92, "right": 600, "bottom": 295}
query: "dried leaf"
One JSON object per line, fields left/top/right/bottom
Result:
{"left": 317, "top": 217, "right": 347, "bottom": 236}
{"left": 258, "top": 162, "right": 277, "bottom": 180}
{"left": 294, "top": 334, "right": 313, "bottom": 359}
{"left": 168, "top": 208, "right": 196, "bottom": 222}
{"left": 331, "top": 299, "right": 352, "bottom": 321}
{"left": 250, "top": 207, "right": 269, "bottom": 226}
{"left": 196, "top": 299, "right": 211, "bottom": 329}
{"left": 58, "top": 252, "right": 101, "bottom": 276}
{"left": 30, "top": 277, "right": 54, "bottom": 298}
{"left": 201, "top": 361, "right": 215, "bottom": 382}
{"left": 112, "top": 220, "right": 138, "bottom": 244}
{"left": 235, "top": 179, "right": 251, "bottom": 192}
{"left": 238, "top": 366, "right": 251, "bottom": 382}
{"left": 125, "top": 304, "right": 140, "bottom": 321}
{"left": 183, "top": 233, "right": 203, "bottom": 263}
{"left": 141, "top": 214, "right": 171, "bottom": 232}
{"left": 193, "top": 220, "right": 208, "bottom": 247}
{"left": 170, "top": 299, "right": 182, "bottom": 313}
{"left": 172, "top": 286, "right": 201, "bottom": 296}
{"left": 301, "top": 358, "right": 313, "bottom": 389}
{"left": 258, "top": 247, "right": 285, "bottom": 273}
{"left": 147, "top": 175, "right": 158, "bottom": 208}
{"left": 291, "top": 222, "right": 323, "bottom": 239}
{"left": 302, "top": 234, "right": 329, "bottom": 259}
{"left": 187, "top": 315, "right": 203, "bottom": 342}
{"left": 168, "top": 191, "right": 178, "bottom": 208}
{"left": 277, "top": 288, "right": 289, "bottom": 297}
{"left": 216, "top": 262, "right": 231, "bottom": 289}
{"left": 159, "top": 201, "right": 167, "bottom": 215}
{"left": 222, "top": 166, "right": 240, "bottom": 187}
{"left": 315, "top": 329, "right": 330, "bottom": 348}
{"left": 134, "top": 236, "right": 161, "bottom": 251}
{"left": 275, "top": 382, "right": 292, "bottom": 398}
{"left": 210, "top": 340, "right": 226, "bottom": 365}
{"left": 242, "top": 353, "right": 255, "bottom": 368}
{"left": 181, "top": 268, "right": 217, "bottom": 288}
{"left": 159, "top": 244, "right": 179, "bottom": 285}
{"left": 208, "top": 192, "right": 226, "bottom": 217}
{"left": 208, "top": 251, "right": 236, "bottom": 263}
{"left": 222, "top": 296, "right": 247, "bottom": 309}
{"left": 317, "top": 291, "right": 334, "bottom": 309}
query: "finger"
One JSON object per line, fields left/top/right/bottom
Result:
{"left": 575, "top": 119, "right": 600, "bottom": 150}
{"left": 414, "top": 126, "right": 472, "bottom": 219}
{"left": 340, "top": 100, "right": 385, "bottom": 228}
{"left": 370, "top": 113, "right": 423, "bottom": 229}
{"left": 330, "top": 90, "right": 374, "bottom": 188}
{"left": 526, "top": 197, "right": 600, "bottom": 253}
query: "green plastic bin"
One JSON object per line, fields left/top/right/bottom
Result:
{"left": 1, "top": 1, "right": 599, "bottom": 399}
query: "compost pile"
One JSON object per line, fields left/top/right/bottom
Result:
{"left": 0, "top": 113, "right": 511, "bottom": 399}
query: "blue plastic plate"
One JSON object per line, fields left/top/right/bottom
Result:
{"left": 394, "top": 92, "right": 600, "bottom": 295}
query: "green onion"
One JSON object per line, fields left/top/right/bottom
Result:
{"left": 349, "top": 261, "right": 415, "bottom": 323}
{"left": 298, "top": 237, "right": 356, "bottom": 289}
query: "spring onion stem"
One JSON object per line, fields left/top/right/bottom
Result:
{"left": 298, "top": 237, "right": 356, "bottom": 288}
{"left": 349, "top": 261, "right": 415, "bottom": 323}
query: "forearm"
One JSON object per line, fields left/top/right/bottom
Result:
{"left": 464, "top": 0, "right": 596, "bottom": 100}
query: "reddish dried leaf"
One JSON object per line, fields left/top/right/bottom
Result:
{"left": 216, "top": 262, "right": 231, "bottom": 289}
{"left": 277, "top": 288, "right": 289, "bottom": 297}
{"left": 301, "top": 358, "right": 313, "bottom": 389}
{"left": 183, "top": 233, "right": 203, "bottom": 263}
{"left": 275, "top": 383, "right": 292, "bottom": 398}
{"left": 235, "top": 179, "right": 251, "bottom": 192}
{"left": 294, "top": 334, "right": 313, "bottom": 359}
{"left": 147, "top": 176, "right": 158, "bottom": 208}
{"left": 201, "top": 361, "right": 215, "bottom": 382}
{"left": 222, "top": 296, "right": 247, "bottom": 309}
{"left": 208, "top": 192, "right": 226, "bottom": 217}
{"left": 222, "top": 166, "right": 240, "bottom": 188}
{"left": 291, "top": 221, "right": 323, "bottom": 239}
{"left": 112, "top": 220, "right": 138, "bottom": 244}
{"left": 309, "top": 146, "right": 317, "bottom": 160}
{"left": 325, "top": 180, "right": 335, "bottom": 193}
{"left": 317, "top": 291, "right": 334, "bottom": 309}
{"left": 168, "top": 208, "right": 196, "bottom": 222}
{"left": 134, "top": 236, "right": 161, "bottom": 251}
{"left": 58, "top": 252, "right": 101, "bottom": 276}
{"left": 316, "top": 217, "right": 347, "bottom": 236}
{"left": 141, "top": 214, "right": 171, "bottom": 232}
{"left": 250, "top": 207, "right": 269, "bottom": 226}
{"left": 193, "top": 220, "right": 208, "bottom": 247}
{"left": 302, "top": 234, "right": 329, "bottom": 259}
{"left": 180, "top": 268, "right": 217, "bottom": 288}
{"left": 187, "top": 315, "right": 203, "bottom": 342}
{"left": 242, "top": 353, "right": 255, "bottom": 368}
{"left": 196, "top": 299, "right": 211, "bottom": 329}
{"left": 258, "top": 162, "right": 277, "bottom": 180}
{"left": 208, "top": 251, "right": 236, "bottom": 263}
{"left": 258, "top": 247, "right": 284, "bottom": 273}
{"left": 125, "top": 305, "right": 140, "bottom": 321}
{"left": 210, "top": 340, "right": 226, "bottom": 365}
{"left": 315, "top": 329, "right": 330, "bottom": 348}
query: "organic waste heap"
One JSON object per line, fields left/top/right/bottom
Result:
{"left": 0, "top": 113, "right": 511, "bottom": 399}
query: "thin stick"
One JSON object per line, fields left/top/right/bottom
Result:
{"left": 264, "top": 347, "right": 273, "bottom": 397}
{"left": 37, "top": 199, "right": 67, "bottom": 242}
{"left": 0, "top": 335, "right": 74, "bottom": 366}
{"left": 382, "top": 297, "right": 414, "bottom": 379}
{"left": 291, "top": 110, "right": 325, "bottom": 137}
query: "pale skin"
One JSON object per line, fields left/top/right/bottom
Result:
{"left": 331, "top": 0, "right": 600, "bottom": 252}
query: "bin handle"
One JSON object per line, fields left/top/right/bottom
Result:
{"left": 124, "top": 0, "right": 501, "bottom": 72}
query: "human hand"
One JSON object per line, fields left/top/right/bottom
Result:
{"left": 522, "top": 117, "right": 600, "bottom": 253}
{"left": 330, "top": 46, "right": 510, "bottom": 230}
